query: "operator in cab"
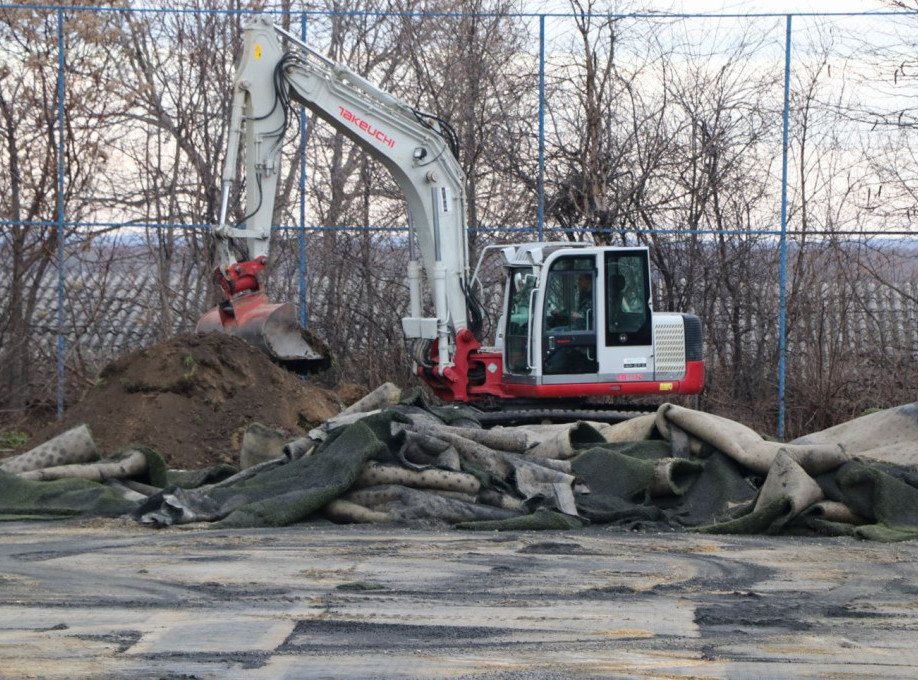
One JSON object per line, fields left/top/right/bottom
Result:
{"left": 548, "top": 273, "right": 593, "bottom": 330}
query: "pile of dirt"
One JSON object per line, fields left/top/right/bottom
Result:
{"left": 30, "top": 333, "right": 363, "bottom": 470}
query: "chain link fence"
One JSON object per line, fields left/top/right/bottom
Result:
{"left": 1, "top": 3, "right": 916, "bottom": 437}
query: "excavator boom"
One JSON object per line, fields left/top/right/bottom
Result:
{"left": 198, "top": 15, "right": 472, "bottom": 377}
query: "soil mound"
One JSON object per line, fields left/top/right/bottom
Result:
{"left": 34, "top": 333, "right": 358, "bottom": 470}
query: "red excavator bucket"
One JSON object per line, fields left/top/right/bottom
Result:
{"left": 196, "top": 291, "right": 331, "bottom": 374}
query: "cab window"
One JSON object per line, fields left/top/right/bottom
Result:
{"left": 543, "top": 259, "right": 594, "bottom": 332}
{"left": 505, "top": 267, "right": 535, "bottom": 373}
{"left": 605, "top": 252, "right": 652, "bottom": 345}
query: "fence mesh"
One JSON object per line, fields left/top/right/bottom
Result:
{"left": 1, "top": 3, "right": 916, "bottom": 437}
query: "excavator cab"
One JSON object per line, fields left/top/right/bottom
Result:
{"left": 486, "top": 244, "right": 704, "bottom": 400}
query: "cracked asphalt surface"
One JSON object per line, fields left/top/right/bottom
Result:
{"left": 0, "top": 519, "right": 916, "bottom": 679}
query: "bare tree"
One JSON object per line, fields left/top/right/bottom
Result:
{"left": 392, "top": 0, "right": 534, "bottom": 338}
{"left": 542, "top": 1, "right": 674, "bottom": 246}
{"left": 4, "top": 3, "right": 915, "bottom": 437}
{"left": 662, "top": 22, "right": 782, "bottom": 413}
{"left": 98, "top": 4, "right": 252, "bottom": 337}
{"left": 0, "top": 7, "right": 124, "bottom": 412}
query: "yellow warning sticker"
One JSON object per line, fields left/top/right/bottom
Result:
{"left": 659, "top": 383, "right": 673, "bottom": 391}
{"left": 254, "top": 44, "right": 262, "bottom": 60}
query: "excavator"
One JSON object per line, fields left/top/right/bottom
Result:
{"left": 197, "top": 16, "right": 704, "bottom": 410}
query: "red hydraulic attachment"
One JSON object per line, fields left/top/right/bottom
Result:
{"left": 196, "top": 258, "right": 330, "bottom": 373}
{"left": 420, "top": 329, "right": 514, "bottom": 402}
{"left": 214, "top": 256, "right": 268, "bottom": 298}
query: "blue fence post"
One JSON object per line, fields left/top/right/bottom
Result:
{"left": 538, "top": 14, "right": 545, "bottom": 240}
{"left": 778, "top": 14, "right": 792, "bottom": 439}
{"left": 298, "top": 12, "right": 308, "bottom": 328}
{"left": 55, "top": 8, "right": 66, "bottom": 419}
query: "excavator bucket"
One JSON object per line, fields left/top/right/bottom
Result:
{"left": 196, "top": 291, "right": 331, "bottom": 374}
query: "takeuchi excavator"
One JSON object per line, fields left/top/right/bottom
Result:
{"left": 197, "top": 15, "right": 705, "bottom": 405}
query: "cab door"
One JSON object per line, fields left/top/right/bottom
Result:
{"left": 503, "top": 266, "right": 536, "bottom": 375}
{"left": 540, "top": 256, "right": 598, "bottom": 375}
{"left": 597, "top": 249, "right": 655, "bottom": 376}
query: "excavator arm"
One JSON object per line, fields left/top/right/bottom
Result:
{"left": 202, "top": 15, "right": 473, "bottom": 377}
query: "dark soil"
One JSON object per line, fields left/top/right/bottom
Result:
{"left": 25, "top": 333, "right": 363, "bottom": 470}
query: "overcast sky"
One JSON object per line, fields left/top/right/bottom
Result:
{"left": 667, "top": 0, "right": 896, "bottom": 13}
{"left": 532, "top": 0, "right": 902, "bottom": 14}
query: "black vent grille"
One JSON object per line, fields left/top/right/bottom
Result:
{"left": 682, "top": 314, "right": 704, "bottom": 361}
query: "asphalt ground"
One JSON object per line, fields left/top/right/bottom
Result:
{"left": 0, "top": 520, "right": 916, "bottom": 679}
